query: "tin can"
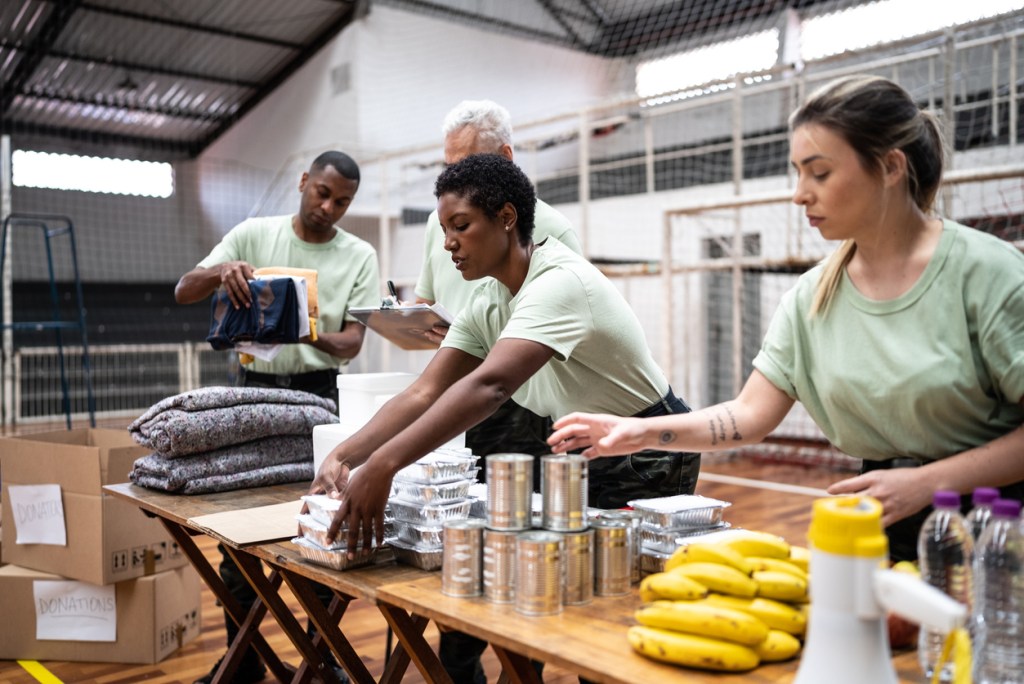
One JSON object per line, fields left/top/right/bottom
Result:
{"left": 562, "top": 528, "right": 594, "bottom": 605}
{"left": 594, "top": 509, "right": 642, "bottom": 584}
{"left": 591, "top": 518, "right": 631, "bottom": 596}
{"left": 540, "top": 454, "right": 588, "bottom": 531}
{"left": 515, "top": 530, "right": 564, "bottom": 616}
{"left": 483, "top": 529, "right": 518, "bottom": 603}
{"left": 441, "top": 519, "right": 485, "bottom": 598}
{"left": 486, "top": 454, "right": 534, "bottom": 531}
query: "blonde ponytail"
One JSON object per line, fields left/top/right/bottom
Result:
{"left": 810, "top": 240, "right": 856, "bottom": 318}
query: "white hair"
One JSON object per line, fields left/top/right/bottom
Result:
{"left": 441, "top": 99, "right": 513, "bottom": 149}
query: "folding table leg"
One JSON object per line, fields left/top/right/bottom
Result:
{"left": 280, "top": 567, "right": 376, "bottom": 684}
{"left": 377, "top": 603, "right": 454, "bottom": 684}
{"left": 492, "top": 645, "right": 544, "bottom": 684}
{"left": 158, "top": 519, "right": 292, "bottom": 683}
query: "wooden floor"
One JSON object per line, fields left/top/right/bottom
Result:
{"left": 0, "top": 418, "right": 856, "bottom": 684}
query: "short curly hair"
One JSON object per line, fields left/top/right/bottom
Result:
{"left": 434, "top": 153, "right": 535, "bottom": 245}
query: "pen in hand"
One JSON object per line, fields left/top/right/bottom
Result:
{"left": 387, "top": 280, "right": 400, "bottom": 306}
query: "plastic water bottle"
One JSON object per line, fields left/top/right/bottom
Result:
{"left": 965, "top": 487, "right": 1000, "bottom": 541}
{"left": 917, "top": 490, "right": 974, "bottom": 682}
{"left": 972, "top": 498, "right": 1024, "bottom": 684}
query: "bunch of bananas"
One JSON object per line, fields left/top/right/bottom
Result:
{"left": 628, "top": 530, "right": 811, "bottom": 672}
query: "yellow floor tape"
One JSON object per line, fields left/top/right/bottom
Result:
{"left": 17, "top": 660, "right": 63, "bottom": 684}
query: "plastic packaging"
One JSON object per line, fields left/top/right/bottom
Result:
{"left": 917, "top": 490, "right": 974, "bottom": 682}
{"left": 965, "top": 487, "right": 1000, "bottom": 542}
{"left": 972, "top": 498, "right": 1024, "bottom": 684}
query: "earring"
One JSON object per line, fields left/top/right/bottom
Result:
{"left": 505, "top": 225, "right": 511, "bottom": 232}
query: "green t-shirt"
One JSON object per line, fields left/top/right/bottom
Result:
{"left": 441, "top": 239, "right": 669, "bottom": 419}
{"left": 753, "top": 219, "right": 1024, "bottom": 461}
{"left": 197, "top": 215, "right": 380, "bottom": 375}
{"left": 414, "top": 198, "right": 581, "bottom": 316}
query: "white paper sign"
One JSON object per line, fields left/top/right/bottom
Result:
{"left": 8, "top": 484, "right": 67, "bottom": 545}
{"left": 34, "top": 580, "right": 117, "bottom": 642}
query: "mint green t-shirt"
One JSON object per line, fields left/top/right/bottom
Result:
{"left": 197, "top": 215, "right": 380, "bottom": 375}
{"left": 753, "top": 220, "right": 1024, "bottom": 462}
{"left": 414, "top": 198, "right": 581, "bottom": 316}
{"left": 440, "top": 239, "right": 669, "bottom": 419}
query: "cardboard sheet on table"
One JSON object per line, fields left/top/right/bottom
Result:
{"left": 187, "top": 500, "right": 303, "bottom": 546}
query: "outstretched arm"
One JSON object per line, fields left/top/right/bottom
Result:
{"left": 829, "top": 416, "right": 1024, "bottom": 526}
{"left": 548, "top": 370, "right": 794, "bottom": 457}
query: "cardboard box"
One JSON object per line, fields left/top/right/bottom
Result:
{"left": 0, "top": 563, "right": 201, "bottom": 664}
{"left": 1, "top": 428, "right": 188, "bottom": 584}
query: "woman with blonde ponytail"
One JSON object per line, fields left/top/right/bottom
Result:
{"left": 550, "top": 75, "right": 1024, "bottom": 561}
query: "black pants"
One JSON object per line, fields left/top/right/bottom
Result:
{"left": 440, "top": 393, "right": 699, "bottom": 684}
{"left": 861, "top": 458, "right": 1024, "bottom": 563}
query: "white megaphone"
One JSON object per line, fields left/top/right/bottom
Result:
{"left": 794, "top": 496, "right": 967, "bottom": 684}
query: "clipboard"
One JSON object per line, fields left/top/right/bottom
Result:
{"left": 348, "top": 302, "right": 454, "bottom": 350}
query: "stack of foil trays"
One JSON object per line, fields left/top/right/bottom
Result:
{"left": 385, "top": 447, "right": 479, "bottom": 570}
{"left": 291, "top": 493, "right": 394, "bottom": 571}
{"left": 627, "top": 494, "right": 732, "bottom": 575}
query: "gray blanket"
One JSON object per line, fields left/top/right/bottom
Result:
{"left": 129, "top": 386, "right": 337, "bottom": 457}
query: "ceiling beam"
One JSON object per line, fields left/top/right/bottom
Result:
{"left": 194, "top": 2, "right": 362, "bottom": 155}
{"left": 534, "top": 0, "right": 589, "bottom": 50}
{"left": 14, "top": 90, "right": 231, "bottom": 124}
{"left": 0, "top": 119, "right": 199, "bottom": 157}
{"left": 78, "top": 2, "right": 305, "bottom": 50}
{"left": 0, "top": 0, "right": 82, "bottom": 116}
{"left": 0, "top": 40, "right": 261, "bottom": 89}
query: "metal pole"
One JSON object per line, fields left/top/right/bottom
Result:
{"left": 2, "top": 135, "right": 12, "bottom": 430}
{"left": 577, "top": 112, "right": 590, "bottom": 258}
{"left": 731, "top": 79, "right": 744, "bottom": 396}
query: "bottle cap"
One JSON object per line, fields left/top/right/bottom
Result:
{"left": 932, "top": 490, "right": 961, "bottom": 508}
{"left": 972, "top": 487, "right": 1000, "bottom": 506}
{"left": 991, "top": 498, "right": 1022, "bottom": 519}
{"left": 807, "top": 495, "right": 887, "bottom": 558}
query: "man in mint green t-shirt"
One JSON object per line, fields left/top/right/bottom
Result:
{"left": 175, "top": 150, "right": 375, "bottom": 684}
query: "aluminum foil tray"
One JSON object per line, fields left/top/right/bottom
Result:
{"left": 628, "top": 494, "right": 731, "bottom": 530}
{"left": 301, "top": 494, "right": 342, "bottom": 528}
{"left": 387, "top": 537, "right": 443, "bottom": 571}
{"left": 394, "top": 452, "right": 480, "bottom": 484}
{"left": 296, "top": 513, "right": 394, "bottom": 550}
{"left": 640, "top": 549, "right": 672, "bottom": 575}
{"left": 394, "top": 520, "right": 445, "bottom": 549}
{"left": 391, "top": 478, "right": 473, "bottom": 505}
{"left": 291, "top": 536, "right": 393, "bottom": 571}
{"left": 389, "top": 499, "right": 472, "bottom": 525}
{"left": 639, "top": 522, "right": 732, "bottom": 554}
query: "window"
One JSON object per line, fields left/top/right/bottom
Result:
{"left": 635, "top": 30, "right": 779, "bottom": 106}
{"left": 801, "top": 0, "right": 1023, "bottom": 61}
{"left": 12, "top": 150, "right": 174, "bottom": 198}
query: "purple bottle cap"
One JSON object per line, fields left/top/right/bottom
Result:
{"left": 933, "top": 490, "right": 961, "bottom": 508}
{"left": 972, "top": 487, "right": 1000, "bottom": 505}
{"left": 992, "top": 499, "right": 1022, "bottom": 519}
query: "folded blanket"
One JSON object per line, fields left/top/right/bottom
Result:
{"left": 132, "top": 462, "right": 313, "bottom": 495}
{"left": 129, "top": 434, "right": 313, "bottom": 488}
{"left": 130, "top": 386, "right": 336, "bottom": 428}
{"left": 128, "top": 386, "right": 337, "bottom": 457}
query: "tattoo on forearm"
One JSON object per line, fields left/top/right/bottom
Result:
{"left": 716, "top": 414, "right": 726, "bottom": 443}
{"left": 725, "top": 405, "right": 742, "bottom": 441}
{"left": 708, "top": 419, "right": 718, "bottom": 446}
{"left": 659, "top": 431, "right": 676, "bottom": 445}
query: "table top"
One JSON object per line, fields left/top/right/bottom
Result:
{"left": 378, "top": 574, "right": 926, "bottom": 684}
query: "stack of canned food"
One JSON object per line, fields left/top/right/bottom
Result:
{"left": 628, "top": 494, "right": 731, "bottom": 575}
{"left": 385, "top": 447, "right": 480, "bottom": 571}
{"left": 292, "top": 493, "right": 395, "bottom": 570}
{"left": 440, "top": 453, "right": 643, "bottom": 617}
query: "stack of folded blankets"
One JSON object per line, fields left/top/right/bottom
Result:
{"left": 128, "top": 386, "right": 338, "bottom": 494}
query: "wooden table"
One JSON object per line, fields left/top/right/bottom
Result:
{"left": 103, "top": 481, "right": 442, "bottom": 684}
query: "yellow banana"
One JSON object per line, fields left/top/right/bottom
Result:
{"left": 745, "top": 556, "right": 809, "bottom": 581}
{"left": 754, "top": 570, "right": 809, "bottom": 602}
{"left": 635, "top": 600, "right": 770, "bottom": 646}
{"left": 753, "top": 629, "right": 802, "bottom": 662}
{"left": 700, "top": 593, "right": 807, "bottom": 636}
{"left": 639, "top": 571, "right": 709, "bottom": 601}
{"left": 720, "top": 530, "right": 791, "bottom": 559}
{"left": 788, "top": 544, "right": 811, "bottom": 572}
{"left": 671, "top": 562, "right": 759, "bottom": 598}
{"left": 627, "top": 624, "right": 761, "bottom": 672}
{"left": 665, "top": 542, "right": 753, "bottom": 576}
